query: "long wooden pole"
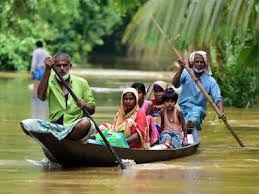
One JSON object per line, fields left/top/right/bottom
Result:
{"left": 52, "top": 65, "right": 127, "bottom": 170}
{"left": 151, "top": 16, "right": 245, "bottom": 147}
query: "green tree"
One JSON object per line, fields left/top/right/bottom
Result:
{"left": 0, "top": 0, "right": 121, "bottom": 70}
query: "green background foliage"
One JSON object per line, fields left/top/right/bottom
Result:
{"left": 0, "top": 0, "right": 121, "bottom": 70}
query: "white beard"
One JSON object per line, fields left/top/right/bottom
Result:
{"left": 193, "top": 67, "right": 204, "bottom": 73}
{"left": 56, "top": 73, "right": 70, "bottom": 81}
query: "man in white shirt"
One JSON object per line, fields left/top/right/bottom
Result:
{"left": 30, "top": 40, "right": 48, "bottom": 97}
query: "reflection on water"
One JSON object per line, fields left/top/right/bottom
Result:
{"left": 31, "top": 98, "right": 48, "bottom": 120}
{"left": 0, "top": 72, "right": 259, "bottom": 194}
{"left": 128, "top": 163, "right": 202, "bottom": 170}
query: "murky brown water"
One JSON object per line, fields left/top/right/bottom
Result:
{"left": 0, "top": 71, "right": 258, "bottom": 194}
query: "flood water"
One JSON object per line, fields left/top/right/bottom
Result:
{"left": 0, "top": 70, "right": 258, "bottom": 194}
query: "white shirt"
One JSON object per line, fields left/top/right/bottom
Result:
{"left": 30, "top": 47, "right": 48, "bottom": 72}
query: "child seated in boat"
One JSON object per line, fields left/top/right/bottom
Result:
{"left": 146, "top": 81, "right": 169, "bottom": 134}
{"left": 99, "top": 88, "right": 150, "bottom": 149}
{"left": 159, "top": 89, "right": 188, "bottom": 148}
{"left": 131, "top": 82, "right": 152, "bottom": 115}
{"left": 131, "top": 82, "right": 160, "bottom": 146}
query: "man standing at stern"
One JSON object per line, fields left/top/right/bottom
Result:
{"left": 172, "top": 51, "right": 225, "bottom": 130}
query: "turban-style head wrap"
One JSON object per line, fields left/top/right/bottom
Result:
{"left": 189, "top": 51, "right": 212, "bottom": 75}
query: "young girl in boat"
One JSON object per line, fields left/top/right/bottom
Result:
{"left": 131, "top": 82, "right": 160, "bottom": 146}
{"left": 146, "top": 81, "right": 169, "bottom": 134}
{"left": 99, "top": 88, "right": 150, "bottom": 149}
{"left": 159, "top": 89, "right": 188, "bottom": 148}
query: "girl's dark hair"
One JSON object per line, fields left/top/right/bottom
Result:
{"left": 131, "top": 82, "right": 146, "bottom": 95}
{"left": 162, "top": 89, "right": 178, "bottom": 103}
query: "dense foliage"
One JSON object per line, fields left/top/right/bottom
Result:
{"left": 0, "top": 0, "right": 121, "bottom": 70}
{"left": 211, "top": 29, "right": 259, "bottom": 107}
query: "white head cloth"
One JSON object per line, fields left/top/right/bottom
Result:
{"left": 189, "top": 51, "right": 212, "bottom": 75}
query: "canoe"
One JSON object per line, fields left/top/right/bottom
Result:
{"left": 22, "top": 125, "right": 200, "bottom": 167}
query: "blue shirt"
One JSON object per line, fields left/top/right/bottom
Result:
{"left": 176, "top": 69, "right": 222, "bottom": 112}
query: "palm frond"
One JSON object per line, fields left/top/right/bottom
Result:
{"left": 123, "top": 0, "right": 258, "bottom": 61}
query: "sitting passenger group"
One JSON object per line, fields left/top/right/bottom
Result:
{"left": 133, "top": 82, "right": 188, "bottom": 149}
{"left": 97, "top": 80, "right": 188, "bottom": 150}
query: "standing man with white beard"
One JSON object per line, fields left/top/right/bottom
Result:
{"left": 33, "top": 52, "right": 96, "bottom": 142}
{"left": 172, "top": 51, "right": 225, "bottom": 131}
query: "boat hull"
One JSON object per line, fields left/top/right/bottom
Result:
{"left": 29, "top": 131, "right": 200, "bottom": 167}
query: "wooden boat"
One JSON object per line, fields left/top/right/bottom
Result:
{"left": 22, "top": 125, "right": 200, "bottom": 167}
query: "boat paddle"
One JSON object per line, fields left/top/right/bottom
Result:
{"left": 151, "top": 16, "right": 245, "bottom": 147}
{"left": 52, "top": 65, "right": 127, "bottom": 170}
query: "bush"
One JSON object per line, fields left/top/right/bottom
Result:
{"left": 211, "top": 30, "right": 259, "bottom": 107}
